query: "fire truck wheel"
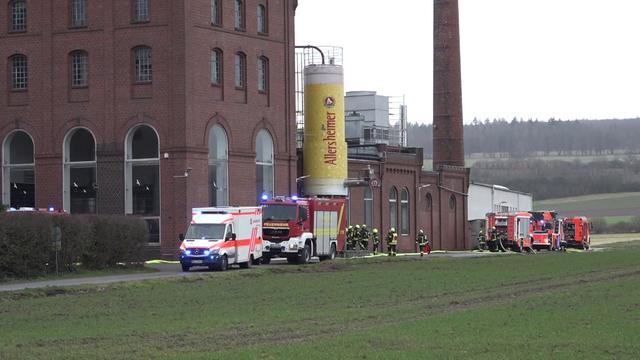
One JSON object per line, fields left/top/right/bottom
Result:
{"left": 216, "top": 255, "right": 228, "bottom": 271}
{"left": 298, "top": 243, "right": 311, "bottom": 264}
{"left": 329, "top": 243, "right": 337, "bottom": 260}
{"left": 181, "top": 265, "right": 190, "bottom": 272}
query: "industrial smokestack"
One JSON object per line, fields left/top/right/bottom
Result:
{"left": 433, "top": 0, "right": 465, "bottom": 169}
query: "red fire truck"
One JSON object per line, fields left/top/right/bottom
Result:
{"left": 261, "top": 196, "right": 347, "bottom": 264}
{"left": 486, "top": 212, "right": 533, "bottom": 252}
{"left": 562, "top": 217, "right": 591, "bottom": 250}
{"left": 530, "top": 211, "right": 562, "bottom": 251}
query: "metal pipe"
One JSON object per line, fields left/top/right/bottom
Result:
{"left": 295, "top": 45, "right": 325, "bottom": 65}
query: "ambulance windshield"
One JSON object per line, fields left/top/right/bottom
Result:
{"left": 185, "top": 224, "right": 227, "bottom": 240}
{"left": 263, "top": 204, "right": 297, "bottom": 221}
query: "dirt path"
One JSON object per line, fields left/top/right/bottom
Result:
{"left": 591, "top": 233, "right": 640, "bottom": 246}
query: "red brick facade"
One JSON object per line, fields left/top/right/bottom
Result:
{"left": 0, "top": 0, "right": 298, "bottom": 258}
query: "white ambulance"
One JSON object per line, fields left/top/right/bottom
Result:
{"left": 179, "top": 207, "right": 263, "bottom": 272}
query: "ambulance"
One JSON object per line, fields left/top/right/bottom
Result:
{"left": 179, "top": 207, "right": 263, "bottom": 272}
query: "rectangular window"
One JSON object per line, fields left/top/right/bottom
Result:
{"left": 235, "top": 53, "right": 245, "bottom": 88}
{"left": 258, "top": 58, "right": 267, "bottom": 92}
{"left": 71, "top": 53, "right": 88, "bottom": 87}
{"left": 257, "top": 4, "right": 267, "bottom": 33}
{"left": 9, "top": 168, "right": 35, "bottom": 209}
{"left": 132, "top": 165, "right": 159, "bottom": 216}
{"left": 135, "top": 47, "right": 152, "bottom": 83}
{"left": 134, "top": 0, "right": 149, "bottom": 22}
{"left": 71, "top": 0, "right": 87, "bottom": 27}
{"left": 211, "top": 50, "right": 221, "bottom": 86}
{"left": 11, "top": 56, "right": 28, "bottom": 90}
{"left": 211, "top": 0, "right": 221, "bottom": 25}
{"left": 235, "top": 0, "right": 245, "bottom": 30}
{"left": 70, "top": 167, "right": 96, "bottom": 214}
{"left": 11, "top": 1, "right": 27, "bottom": 32}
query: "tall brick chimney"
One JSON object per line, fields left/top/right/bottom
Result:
{"left": 433, "top": 0, "right": 465, "bottom": 169}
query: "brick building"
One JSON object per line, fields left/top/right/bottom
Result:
{"left": 0, "top": 0, "right": 298, "bottom": 258}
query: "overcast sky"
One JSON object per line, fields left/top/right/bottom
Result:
{"left": 295, "top": 0, "right": 640, "bottom": 125}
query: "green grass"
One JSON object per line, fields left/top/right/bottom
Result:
{"left": 602, "top": 215, "right": 635, "bottom": 224}
{"left": 1, "top": 244, "right": 640, "bottom": 359}
{"left": 0, "top": 266, "right": 156, "bottom": 284}
{"left": 534, "top": 192, "right": 640, "bottom": 213}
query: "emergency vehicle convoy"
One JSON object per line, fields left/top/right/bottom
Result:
{"left": 261, "top": 196, "right": 346, "bottom": 264}
{"left": 562, "top": 216, "right": 591, "bottom": 249}
{"left": 484, "top": 210, "right": 591, "bottom": 253}
{"left": 179, "top": 207, "right": 263, "bottom": 272}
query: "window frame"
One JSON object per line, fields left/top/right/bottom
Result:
{"left": 70, "top": 50, "right": 89, "bottom": 88}
{"left": 210, "top": 48, "right": 222, "bottom": 86}
{"left": 364, "top": 187, "right": 373, "bottom": 228}
{"left": 400, "top": 187, "right": 410, "bottom": 235}
{"left": 208, "top": 124, "right": 229, "bottom": 206}
{"left": 9, "top": 0, "right": 27, "bottom": 33}
{"left": 2, "top": 130, "right": 36, "bottom": 209}
{"left": 132, "top": 0, "right": 150, "bottom": 23}
{"left": 257, "top": 56, "right": 268, "bottom": 93}
{"left": 69, "top": 0, "right": 87, "bottom": 28}
{"left": 257, "top": 3, "right": 267, "bottom": 34}
{"left": 9, "top": 54, "right": 28, "bottom": 91}
{"left": 211, "top": 0, "right": 221, "bottom": 26}
{"left": 63, "top": 127, "right": 97, "bottom": 214}
{"left": 234, "top": 0, "right": 245, "bottom": 31}
{"left": 255, "top": 129, "right": 274, "bottom": 203}
{"left": 389, "top": 187, "right": 398, "bottom": 231}
{"left": 133, "top": 46, "right": 153, "bottom": 84}
{"left": 235, "top": 52, "right": 246, "bottom": 89}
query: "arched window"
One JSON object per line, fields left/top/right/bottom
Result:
{"left": 235, "top": 52, "right": 246, "bottom": 88}
{"left": 425, "top": 193, "right": 432, "bottom": 210}
{"left": 70, "top": 0, "right": 87, "bottom": 27}
{"left": 257, "top": 4, "right": 267, "bottom": 33}
{"left": 364, "top": 187, "right": 373, "bottom": 228}
{"left": 401, "top": 187, "right": 410, "bottom": 235}
{"left": 10, "top": 54, "right": 27, "bottom": 90}
{"left": 133, "top": 0, "right": 149, "bottom": 22}
{"left": 133, "top": 46, "right": 152, "bottom": 83}
{"left": 208, "top": 125, "right": 228, "bottom": 206}
{"left": 2, "top": 131, "right": 35, "bottom": 209}
{"left": 210, "top": 48, "right": 222, "bottom": 86}
{"left": 449, "top": 194, "right": 456, "bottom": 210}
{"left": 10, "top": 0, "right": 27, "bottom": 32}
{"left": 255, "top": 129, "right": 274, "bottom": 203}
{"left": 234, "top": 0, "right": 245, "bottom": 30}
{"left": 211, "top": 0, "right": 221, "bottom": 25}
{"left": 257, "top": 56, "right": 268, "bottom": 93}
{"left": 125, "top": 125, "right": 160, "bottom": 243}
{"left": 389, "top": 187, "right": 398, "bottom": 231}
{"left": 63, "top": 128, "right": 96, "bottom": 214}
{"left": 70, "top": 50, "right": 88, "bottom": 87}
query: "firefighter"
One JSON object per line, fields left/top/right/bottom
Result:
{"left": 359, "top": 224, "right": 370, "bottom": 250}
{"left": 416, "top": 229, "right": 430, "bottom": 257}
{"left": 345, "top": 225, "right": 353, "bottom": 250}
{"left": 477, "top": 229, "right": 487, "bottom": 251}
{"left": 371, "top": 228, "right": 380, "bottom": 255}
{"left": 352, "top": 225, "right": 361, "bottom": 250}
{"left": 386, "top": 228, "right": 398, "bottom": 256}
{"left": 487, "top": 226, "right": 497, "bottom": 251}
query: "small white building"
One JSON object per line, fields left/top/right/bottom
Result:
{"left": 467, "top": 182, "right": 533, "bottom": 243}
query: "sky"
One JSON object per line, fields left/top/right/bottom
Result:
{"left": 295, "top": 0, "right": 640, "bottom": 125}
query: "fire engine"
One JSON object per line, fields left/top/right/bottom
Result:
{"left": 261, "top": 196, "right": 346, "bottom": 264}
{"left": 530, "top": 211, "right": 562, "bottom": 251}
{"left": 486, "top": 212, "right": 533, "bottom": 252}
{"left": 179, "top": 207, "right": 262, "bottom": 272}
{"left": 562, "top": 216, "right": 591, "bottom": 249}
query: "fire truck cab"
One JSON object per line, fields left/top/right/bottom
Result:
{"left": 531, "top": 211, "right": 561, "bottom": 251}
{"left": 179, "top": 207, "right": 262, "bottom": 272}
{"left": 261, "top": 196, "right": 346, "bottom": 264}
{"left": 562, "top": 216, "right": 591, "bottom": 250}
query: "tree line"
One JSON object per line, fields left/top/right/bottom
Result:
{"left": 407, "top": 118, "right": 640, "bottom": 157}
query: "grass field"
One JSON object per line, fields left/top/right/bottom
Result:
{"left": 533, "top": 192, "right": 640, "bottom": 222}
{"left": 1, "top": 243, "right": 640, "bottom": 359}
{"left": 0, "top": 266, "right": 156, "bottom": 284}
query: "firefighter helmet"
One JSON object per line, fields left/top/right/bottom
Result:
{"left": 419, "top": 229, "right": 424, "bottom": 234}
{"left": 390, "top": 227, "right": 396, "bottom": 233}
{"left": 372, "top": 228, "right": 378, "bottom": 234}
{"left": 355, "top": 224, "right": 360, "bottom": 229}
{"left": 362, "top": 224, "right": 367, "bottom": 229}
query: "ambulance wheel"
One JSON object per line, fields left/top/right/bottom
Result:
{"left": 181, "top": 265, "right": 190, "bottom": 272}
{"left": 262, "top": 256, "right": 271, "bottom": 265}
{"left": 252, "top": 255, "right": 261, "bottom": 265}
{"left": 298, "top": 243, "right": 311, "bottom": 264}
{"left": 239, "top": 258, "right": 251, "bottom": 269}
{"left": 216, "top": 255, "right": 228, "bottom": 271}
